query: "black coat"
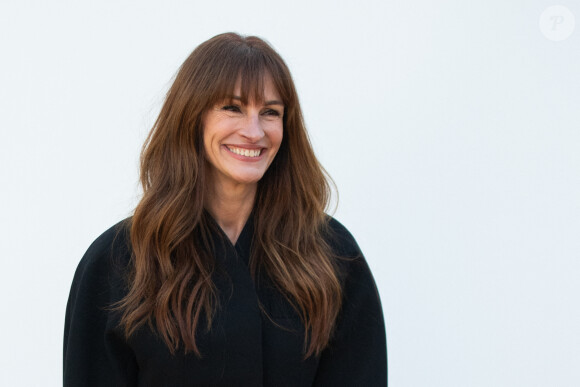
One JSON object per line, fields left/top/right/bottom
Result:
{"left": 63, "top": 215, "right": 387, "bottom": 386}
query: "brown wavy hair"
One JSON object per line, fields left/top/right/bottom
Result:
{"left": 116, "top": 32, "right": 342, "bottom": 358}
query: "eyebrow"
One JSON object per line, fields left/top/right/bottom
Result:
{"left": 229, "top": 96, "right": 284, "bottom": 106}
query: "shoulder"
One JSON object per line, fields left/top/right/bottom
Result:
{"left": 69, "top": 219, "right": 132, "bottom": 302}
{"left": 324, "top": 215, "right": 363, "bottom": 259}
{"left": 323, "top": 216, "right": 377, "bottom": 285}
{"left": 324, "top": 216, "right": 382, "bottom": 301}
{"left": 315, "top": 217, "right": 387, "bottom": 385}
{"left": 64, "top": 220, "right": 137, "bottom": 385}
{"left": 77, "top": 219, "right": 131, "bottom": 270}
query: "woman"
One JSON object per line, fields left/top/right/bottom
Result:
{"left": 64, "top": 32, "right": 387, "bottom": 386}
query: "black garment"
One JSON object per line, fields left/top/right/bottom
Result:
{"left": 63, "top": 215, "right": 387, "bottom": 386}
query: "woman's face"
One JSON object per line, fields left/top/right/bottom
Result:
{"left": 203, "top": 75, "right": 284, "bottom": 190}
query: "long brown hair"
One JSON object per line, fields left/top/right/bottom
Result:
{"left": 116, "top": 32, "right": 342, "bottom": 358}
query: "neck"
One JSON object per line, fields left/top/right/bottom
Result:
{"left": 205, "top": 176, "right": 257, "bottom": 245}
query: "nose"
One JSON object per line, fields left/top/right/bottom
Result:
{"left": 239, "top": 112, "right": 264, "bottom": 142}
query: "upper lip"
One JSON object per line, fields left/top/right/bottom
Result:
{"left": 225, "top": 144, "right": 265, "bottom": 150}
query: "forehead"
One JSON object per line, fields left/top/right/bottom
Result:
{"left": 230, "top": 73, "right": 281, "bottom": 103}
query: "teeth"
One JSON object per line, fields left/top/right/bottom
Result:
{"left": 227, "top": 146, "right": 262, "bottom": 157}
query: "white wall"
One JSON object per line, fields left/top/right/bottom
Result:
{"left": 1, "top": 0, "right": 578, "bottom": 385}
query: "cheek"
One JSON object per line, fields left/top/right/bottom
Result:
{"left": 202, "top": 132, "right": 213, "bottom": 164}
{"left": 269, "top": 124, "right": 284, "bottom": 149}
{"left": 201, "top": 125, "right": 220, "bottom": 170}
{"left": 202, "top": 121, "right": 221, "bottom": 154}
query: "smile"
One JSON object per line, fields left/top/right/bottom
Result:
{"left": 226, "top": 146, "right": 263, "bottom": 158}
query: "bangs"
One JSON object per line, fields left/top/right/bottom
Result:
{"left": 203, "top": 42, "right": 287, "bottom": 107}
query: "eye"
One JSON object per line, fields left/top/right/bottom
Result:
{"left": 222, "top": 105, "right": 241, "bottom": 113}
{"left": 262, "top": 108, "right": 282, "bottom": 117}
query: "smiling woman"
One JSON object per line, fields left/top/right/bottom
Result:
{"left": 63, "top": 32, "right": 387, "bottom": 386}
{"left": 205, "top": 78, "right": 282, "bottom": 184}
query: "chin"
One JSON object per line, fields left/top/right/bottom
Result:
{"left": 226, "top": 170, "right": 266, "bottom": 185}
{"left": 234, "top": 176, "right": 265, "bottom": 185}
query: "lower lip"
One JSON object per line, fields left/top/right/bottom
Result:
{"left": 223, "top": 145, "right": 265, "bottom": 162}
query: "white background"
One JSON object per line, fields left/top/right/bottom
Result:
{"left": 1, "top": 0, "right": 579, "bottom": 386}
